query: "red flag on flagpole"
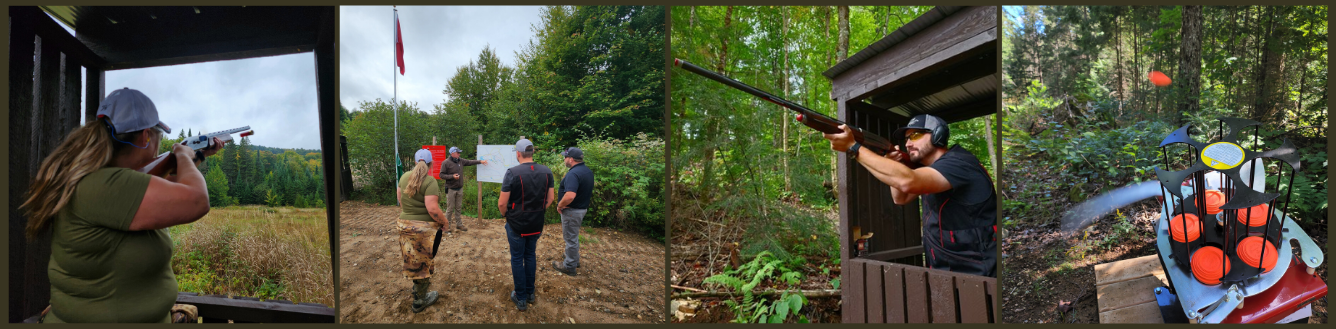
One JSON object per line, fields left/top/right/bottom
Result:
{"left": 395, "top": 11, "right": 405, "bottom": 75}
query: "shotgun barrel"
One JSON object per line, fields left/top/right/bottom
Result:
{"left": 139, "top": 127, "right": 255, "bottom": 177}
{"left": 673, "top": 59, "right": 895, "bottom": 156}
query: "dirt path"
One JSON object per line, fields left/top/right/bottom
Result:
{"left": 337, "top": 201, "right": 666, "bottom": 323}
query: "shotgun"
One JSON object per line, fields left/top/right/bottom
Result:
{"left": 673, "top": 59, "right": 896, "bottom": 156}
{"left": 138, "top": 126, "right": 254, "bottom": 177}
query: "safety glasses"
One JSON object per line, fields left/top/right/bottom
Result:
{"left": 906, "top": 130, "right": 928, "bottom": 142}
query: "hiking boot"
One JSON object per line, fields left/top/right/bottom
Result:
{"left": 411, "top": 279, "right": 438, "bottom": 313}
{"left": 510, "top": 291, "right": 527, "bottom": 311}
{"left": 456, "top": 223, "right": 468, "bottom": 232}
{"left": 552, "top": 261, "right": 577, "bottom": 276}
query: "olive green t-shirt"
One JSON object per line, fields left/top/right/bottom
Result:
{"left": 398, "top": 171, "right": 441, "bottom": 222}
{"left": 45, "top": 167, "right": 175, "bottom": 323}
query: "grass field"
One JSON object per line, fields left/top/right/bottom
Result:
{"left": 168, "top": 206, "right": 333, "bottom": 307}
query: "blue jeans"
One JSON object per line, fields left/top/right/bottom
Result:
{"left": 505, "top": 224, "right": 540, "bottom": 300}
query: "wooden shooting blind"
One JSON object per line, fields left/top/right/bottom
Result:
{"left": 822, "top": 6, "right": 999, "bottom": 323}
{"left": 7, "top": 6, "right": 338, "bottom": 322}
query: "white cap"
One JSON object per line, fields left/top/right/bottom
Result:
{"left": 96, "top": 88, "right": 172, "bottom": 134}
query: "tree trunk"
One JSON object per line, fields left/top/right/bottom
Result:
{"left": 782, "top": 7, "right": 792, "bottom": 193}
{"left": 984, "top": 115, "right": 997, "bottom": 178}
{"left": 1176, "top": 6, "right": 1203, "bottom": 126}
{"left": 701, "top": 6, "right": 735, "bottom": 201}
{"left": 1115, "top": 11, "right": 1123, "bottom": 104}
{"left": 1252, "top": 6, "right": 1286, "bottom": 122}
{"left": 837, "top": 6, "right": 850, "bottom": 61}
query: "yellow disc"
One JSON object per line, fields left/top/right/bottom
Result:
{"left": 1201, "top": 142, "right": 1246, "bottom": 170}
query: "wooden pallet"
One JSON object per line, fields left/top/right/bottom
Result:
{"left": 1094, "top": 255, "right": 1170, "bottom": 323}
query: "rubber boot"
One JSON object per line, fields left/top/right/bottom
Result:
{"left": 411, "top": 279, "right": 439, "bottom": 313}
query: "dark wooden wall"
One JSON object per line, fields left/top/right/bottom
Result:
{"left": 839, "top": 100, "right": 923, "bottom": 264}
{"left": 8, "top": 12, "right": 98, "bottom": 322}
{"left": 843, "top": 259, "right": 998, "bottom": 323}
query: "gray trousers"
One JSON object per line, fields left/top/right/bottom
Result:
{"left": 446, "top": 188, "right": 463, "bottom": 228}
{"left": 560, "top": 208, "right": 588, "bottom": 268}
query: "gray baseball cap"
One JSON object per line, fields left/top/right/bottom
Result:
{"left": 449, "top": 146, "right": 462, "bottom": 154}
{"left": 562, "top": 147, "right": 583, "bottom": 160}
{"left": 414, "top": 148, "right": 433, "bottom": 163}
{"left": 96, "top": 88, "right": 172, "bottom": 134}
{"left": 513, "top": 138, "right": 534, "bottom": 152}
{"left": 891, "top": 114, "right": 949, "bottom": 146}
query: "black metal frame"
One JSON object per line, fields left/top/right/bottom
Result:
{"left": 1154, "top": 117, "right": 1299, "bottom": 288}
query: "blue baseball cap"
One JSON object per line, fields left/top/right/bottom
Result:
{"left": 449, "top": 146, "right": 462, "bottom": 154}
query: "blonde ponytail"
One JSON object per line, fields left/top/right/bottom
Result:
{"left": 402, "top": 160, "right": 432, "bottom": 198}
{"left": 21, "top": 118, "right": 159, "bottom": 239}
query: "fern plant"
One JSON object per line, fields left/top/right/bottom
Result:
{"left": 702, "top": 251, "right": 810, "bottom": 323}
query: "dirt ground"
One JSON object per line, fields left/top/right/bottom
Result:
{"left": 337, "top": 201, "right": 666, "bottom": 324}
{"left": 1001, "top": 158, "right": 1328, "bottom": 324}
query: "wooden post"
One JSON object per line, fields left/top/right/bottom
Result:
{"left": 477, "top": 134, "right": 483, "bottom": 220}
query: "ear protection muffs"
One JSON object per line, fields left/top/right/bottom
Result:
{"left": 894, "top": 114, "right": 951, "bottom": 149}
{"left": 927, "top": 117, "right": 949, "bottom": 148}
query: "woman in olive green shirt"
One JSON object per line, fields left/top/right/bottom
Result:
{"left": 20, "top": 88, "right": 221, "bottom": 323}
{"left": 396, "top": 148, "right": 450, "bottom": 313}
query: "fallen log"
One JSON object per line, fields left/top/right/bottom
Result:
{"left": 672, "top": 289, "right": 841, "bottom": 299}
{"left": 671, "top": 285, "right": 707, "bottom": 293}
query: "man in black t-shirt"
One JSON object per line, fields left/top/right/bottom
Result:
{"left": 497, "top": 138, "right": 555, "bottom": 311}
{"left": 823, "top": 114, "right": 997, "bottom": 277}
{"left": 552, "top": 147, "right": 595, "bottom": 276}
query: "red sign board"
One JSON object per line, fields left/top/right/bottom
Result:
{"left": 423, "top": 145, "right": 448, "bottom": 177}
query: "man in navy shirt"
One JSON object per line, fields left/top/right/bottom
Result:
{"left": 823, "top": 114, "right": 997, "bottom": 277}
{"left": 552, "top": 147, "right": 595, "bottom": 276}
{"left": 497, "top": 138, "right": 554, "bottom": 311}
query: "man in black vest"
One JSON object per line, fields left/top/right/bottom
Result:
{"left": 552, "top": 147, "right": 594, "bottom": 276}
{"left": 822, "top": 114, "right": 997, "bottom": 277}
{"left": 497, "top": 138, "right": 554, "bottom": 311}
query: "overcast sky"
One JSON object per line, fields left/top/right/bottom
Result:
{"left": 58, "top": 15, "right": 324, "bottom": 150}
{"left": 339, "top": 6, "right": 544, "bottom": 112}
{"left": 101, "top": 55, "right": 322, "bottom": 150}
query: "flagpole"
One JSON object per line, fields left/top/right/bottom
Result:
{"left": 393, "top": 6, "right": 400, "bottom": 189}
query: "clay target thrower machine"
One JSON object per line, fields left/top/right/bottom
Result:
{"left": 1151, "top": 117, "right": 1325, "bottom": 323}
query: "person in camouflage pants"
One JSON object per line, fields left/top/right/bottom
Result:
{"left": 396, "top": 149, "right": 450, "bottom": 313}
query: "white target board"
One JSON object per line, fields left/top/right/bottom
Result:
{"left": 476, "top": 145, "right": 519, "bottom": 183}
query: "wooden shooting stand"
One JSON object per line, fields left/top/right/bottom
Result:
{"left": 8, "top": 6, "right": 338, "bottom": 322}
{"left": 822, "top": 6, "right": 999, "bottom": 323}
{"left": 1094, "top": 255, "right": 1170, "bottom": 323}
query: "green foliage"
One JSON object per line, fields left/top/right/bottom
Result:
{"left": 204, "top": 157, "right": 235, "bottom": 207}
{"left": 702, "top": 251, "right": 810, "bottom": 323}
{"left": 344, "top": 99, "right": 434, "bottom": 205}
{"left": 552, "top": 133, "right": 666, "bottom": 240}
{"left": 1003, "top": 6, "right": 1327, "bottom": 228}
